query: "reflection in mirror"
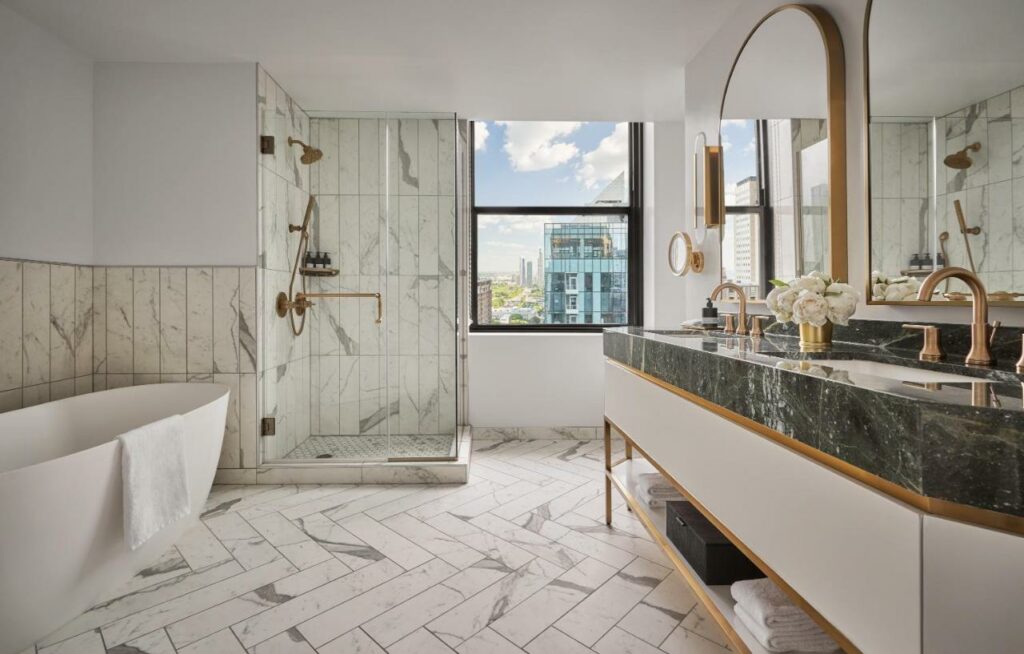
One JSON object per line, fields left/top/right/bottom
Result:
{"left": 720, "top": 8, "right": 834, "bottom": 301}
{"left": 867, "top": 0, "right": 1024, "bottom": 303}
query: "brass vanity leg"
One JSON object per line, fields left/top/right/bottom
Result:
{"left": 624, "top": 440, "right": 633, "bottom": 460}
{"left": 604, "top": 420, "right": 613, "bottom": 526}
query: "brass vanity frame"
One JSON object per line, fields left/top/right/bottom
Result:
{"left": 717, "top": 3, "right": 849, "bottom": 302}
{"left": 861, "top": 0, "right": 1022, "bottom": 308}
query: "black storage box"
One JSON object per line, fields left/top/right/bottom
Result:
{"left": 666, "top": 500, "right": 762, "bottom": 585}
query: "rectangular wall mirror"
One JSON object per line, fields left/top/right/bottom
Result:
{"left": 718, "top": 5, "right": 847, "bottom": 302}
{"left": 866, "top": 0, "right": 1024, "bottom": 306}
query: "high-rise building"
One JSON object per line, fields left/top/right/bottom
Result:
{"left": 536, "top": 248, "right": 544, "bottom": 290}
{"left": 476, "top": 280, "right": 492, "bottom": 324}
{"left": 518, "top": 256, "right": 526, "bottom": 286}
{"left": 542, "top": 217, "right": 628, "bottom": 325}
{"left": 526, "top": 261, "right": 533, "bottom": 287}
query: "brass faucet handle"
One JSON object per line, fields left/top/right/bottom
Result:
{"left": 1015, "top": 335, "right": 1024, "bottom": 374}
{"left": 902, "top": 324, "right": 944, "bottom": 362}
{"left": 750, "top": 316, "right": 770, "bottom": 338}
{"left": 722, "top": 313, "right": 736, "bottom": 334}
{"left": 988, "top": 320, "right": 1001, "bottom": 346}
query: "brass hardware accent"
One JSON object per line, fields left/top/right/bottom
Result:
{"left": 260, "top": 135, "right": 275, "bottom": 154}
{"left": 287, "top": 137, "right": 323, "bottom": 164}
{"left": 605, "top": 418, "right": 861, "bottom": 654}
{"left": 1016, "top": 335, "right": 1024, "bottom": 374}
{"left": 944, "top": 142, "right": 982, "bottom": 170}
{"left": 917, "top": 267, "right": 994, "bottom": 366}
{"left": 902, "top": 324, "right": 944, "bottom": 362}
{"left": 722, "top": 313, "right": 736, "bottom": 334}
{"left": 260, "top": 417, "right": 276, "bottom": 436}
{"left": 988, "top": 291, "right": 1023, "bottom": 302}
{"left": 953, "top": 200, "right": 980, "bottom": 274}
{"left": 608, "top": 359, "right": 1024, "bottom": 538}
{"left": 721, "top": 4, "right": 848, "bottom": 291}
{"left": 749, "top": 315, "right": 769, "bottom": 338}
{"left": 668, "top": 231, "right": 705, "bottom": 277}
{"left": 799, "top": 322, "right": 833, "bottom": 351}
{"left": 693, "top": 132, "right": 725, "bottom": 229}
{"left": 710, "top": 282, "right": 748, "bottom": 335}
{"left": 297, "top": 291, "right": 383, "bottom": 324}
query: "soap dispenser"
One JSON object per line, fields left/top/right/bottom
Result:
{"left": 702, "top": 298, "right": 719, "bottom": 328}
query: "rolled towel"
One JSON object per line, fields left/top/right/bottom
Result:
{"left": 638, "top": 473, "right": 680, "bottom": 496}
{"left": 731, "top": 578, "right": 806, "bottom": 627}
{"left": 735, "top": 603, "right": 839, "bottom": 653}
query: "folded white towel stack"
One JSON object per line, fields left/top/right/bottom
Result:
{"left": 637, "top": 472, "right": 684, "bottom": 507}
{"left": 119, "top": 415, "right": 191, "bottom": 550}
{"left": 730, "top": 578, "right": 839, "bottom": 653}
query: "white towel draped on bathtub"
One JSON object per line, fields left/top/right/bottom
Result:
{"left": 118, "top": 414, "right": 191, "bottom": 550}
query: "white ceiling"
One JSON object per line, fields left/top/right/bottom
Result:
{"left": 1, "top": 0, "right": 741, "bottom": 121}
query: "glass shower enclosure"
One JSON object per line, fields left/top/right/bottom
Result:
{"left": 260, "top": 111, "right": 460, "bottom": 463}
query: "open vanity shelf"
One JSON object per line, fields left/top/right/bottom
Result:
{"left": 606, "top": 455, "right": 776, "bottom": 654}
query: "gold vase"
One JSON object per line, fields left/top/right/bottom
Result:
{"left": 799, "top": 321, "right": 833, "bottom": 351}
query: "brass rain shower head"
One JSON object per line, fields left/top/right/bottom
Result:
{"left": 943, "top": 142, "right": 981, "bottom": 170}
{"left": 288, "top": 137, "right": 323, "bottom": 165}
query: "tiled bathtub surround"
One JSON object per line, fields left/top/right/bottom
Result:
{"left": 306, "top": 115, "right": 458, "bottom": 442}
{"left": 871, "top": 82, "right": 1024, "bottom": 292}
{"left": 258, "top": 66, "right": 312, "bottom": 462}
{"left": 0, "top": 259, "right": 258, "bottom": 469}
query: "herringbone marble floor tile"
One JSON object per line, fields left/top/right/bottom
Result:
{"left": 35, "top": 439, "right": 731, "bottom": 654}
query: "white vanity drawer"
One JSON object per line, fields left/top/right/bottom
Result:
{"left": 604, "top": 361, "right": 922, "bottom": 654}
{"left": 922, "top": 515, "right": 1024, "bottom": 654}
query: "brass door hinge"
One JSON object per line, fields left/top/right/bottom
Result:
{"left": 261, "top": 417, "right": 276, "bottom": 436}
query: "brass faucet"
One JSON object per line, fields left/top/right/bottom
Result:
{"left": 710, "top": 282, "right": 748, "bottom": 336}
{"left": 917, "top": 267, "right": 994, "bottom": 366}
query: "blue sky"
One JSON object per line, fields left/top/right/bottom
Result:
{"left": 720, "top": 119, "right": 759, "bottom": 194}
{"left": 474, "top": 121, "right": 626, "bottom": 273}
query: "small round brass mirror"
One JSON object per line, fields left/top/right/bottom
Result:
{"left": 668, "top": 231, "right": 704, "bottom": 277}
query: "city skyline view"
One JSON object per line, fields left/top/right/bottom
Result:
{"left": 475, "top": 121, "right": 627, "bottom": 273}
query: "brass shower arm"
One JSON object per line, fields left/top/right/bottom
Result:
{"left": 298, "top": 291, "right": 383, "bottom": 324}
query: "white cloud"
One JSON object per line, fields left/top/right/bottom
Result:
{"left": 475, "top": 122, "right": 490, "bottom": 151}
{"left": 576, "top": 122, "right": 628, "bottom": 190}
{"left": 722, "top": 135, "right": 733, "bottom": 151}
{"left": 721, "top": 119, "right": 752, "bottom": 128}
{"left": 497, "top": 121, "right": 581, "bottom": 171}
{"left": 478, "top": 215, "right": 548, "bottom": 236}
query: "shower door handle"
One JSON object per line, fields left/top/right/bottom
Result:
{"left": 296, "top": 291, "right": 383, "bottom": 324}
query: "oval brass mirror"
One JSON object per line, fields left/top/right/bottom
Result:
{"left": 668, "top": 231, "right": 705, "bottom": 277}
{"left": 718, "top": 5, "right": 847, "bottom": 302}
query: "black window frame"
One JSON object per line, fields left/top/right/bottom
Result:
{"left": 470, "top": 121, "right": 644, "bottom": 332}
{"left": 724, "top": 119, "right": 774, "bottom": 300}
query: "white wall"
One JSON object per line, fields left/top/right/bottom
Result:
{"left": 468, "top": 333, "right": 605, "bottom": 427}
{"left": 93, "top": 63, "right": 257, "bottom": 266}
{"left": 683, "top": 0, "right": 1024, "bottom": 327}
{"left": 0, "top": 3, "right": 93, "bottom": 265}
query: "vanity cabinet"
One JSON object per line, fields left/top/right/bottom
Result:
{"left": 922, "top": 516, "right": 1024, "bottom": 654}
{"left": 605, "top": 362, "right": 922, "bottom": 654}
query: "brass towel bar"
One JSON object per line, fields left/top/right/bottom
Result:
{"left": 276, "top": 291, "right": 382, "bottom": 324}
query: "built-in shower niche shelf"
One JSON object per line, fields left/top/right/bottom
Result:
{"left": 300, "top": 267, "right": 339, "bottom": 277}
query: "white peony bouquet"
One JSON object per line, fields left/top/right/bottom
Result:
{"left": 871, "top": 271, "right": 921, "bottom": 302}
{"left": 766, "top": 271, "right": 859, "bottom": 327}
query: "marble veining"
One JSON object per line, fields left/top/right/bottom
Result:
{"left": 606, "top": 324, "right": 1024, "bottom": 518}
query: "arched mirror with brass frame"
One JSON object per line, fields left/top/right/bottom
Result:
{"left": 717, "top": 4, "right": 847, "bottom": 303}
{"left": 863, "top": 0, "right": 1024, "bottom": 308}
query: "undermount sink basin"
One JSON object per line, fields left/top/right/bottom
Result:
{"left": 810, "top": 359, "right": 977, "bottom": 384}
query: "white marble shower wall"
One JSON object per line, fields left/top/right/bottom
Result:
{"left": 308, "top": 116, "right": 457, "bottom": 439}
{"left": 0, "top": 259, "right": 258, "bottom": 469}
{"left": 869, "top": 120, "right": 932, "bottom": 280}
{"left": 257, "top": 66, "right": 312, "bottom": 461}
{"left": 871, "top": 83, "right": 1024, "bottom": 293}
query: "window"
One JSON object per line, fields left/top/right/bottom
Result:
{"left": 471, "top": 121, "right": 643, "bottom": 330}
{"left": 722, "top": 119, "right": 770, "bottom": 300}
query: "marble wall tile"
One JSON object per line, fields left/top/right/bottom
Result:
{"left": 213, "top": 267, "right": 241, "bottom": 373}
{"left": 359, "top": 356, "right": 385, "bottom": 435}
{"left": 0, "top": 388, "right": 22, "bottom": 412}
{"left": 132, "top": 268, "right": 160, "bottom": 374}
{"left": 399, "top": 276, "right": 419, "bottom": 356}
{"left": 106, "top": 267, "right": 133, "bottom": 374}
{"left": 439, "top": 275, "right": 456, "bottom": 357}
{"left": 23, "top": 262, "right": 50, "bottom": 386}
{"left": 160, "top": 268, "right": 187, "bottom": 374}
{"left": 187, "top": 268, "right": 214, "bottom": 374}
{"left": 418, "top": 355, "right": 439, "bottom": 435}
{"left": 23, "top": 382, "right": 50, "bottom": 407}
{"left": 338, "top": 195, "right": 360, "bottom": 276}
{"left": 439, "top": 354, "right": 456, "bottom": 435}
{"left": 398, "top": 355, "right": 419, "bottom": 435}
{"left": 419, "top": 119, "right": 439, "bottom": 196}
{"left": 359, "top": 275, "right": 383, "bottom": 356}
{"left": 75, "top": 375, "right": 92, "bottom": 396}
{"left": 339, "top": 356, "right": 360, "bottom": 435}
{"left": 359, "top": 195, "right": 382, "bottom": 276}
{"left": 418, "top": 277, "right": 439, "bottom": 356}
{"left": 418, "top": 196, "right": 439, "bottom": 276}
{"left": 990, "top": 115, "right": 1012, "bottom": 184}
{"left": 438, "top": 119, "right": 456, "bottom": 195}
{"left": 339, "top": 119, "right": 360, "bottom": 194}
{"left": 1012, "top": 119, "right": 1024, "bottom": 180}
{"left": 49, "top": 264, "right": 76, "bottom": 382}
{"left": 239, "top": 372, "right": 258, "bottom": 468}
{"left": 316, "top": 119, "right": 340, "bottom": 195}
{"left": 239, "top": 268, "right": 257, "bottom": 374}
{"left": 396, "top": 119, "right": 420, "bottom": 196}
{"left": 51, "top": 378, "right": 75, "bottom": 401}
{"left": 399, "top": 196, "right": 420, "bottom": 275}
{"left": 317, "top": 355, "right": 341, "bottom": 436}
{"left": 0, "top": 261, "right": 23, "bottom": 392}
{"left": 74, "top": 266, "right": 93, "bottom": 378}
{"left": 215, "top": 373, "right": 241, "bottom": 468}
{"left": 1013, "top": 179, "right": 1024, "bottom": 270}
{"left": 438, "top": 196, "right": 456, "bottom": 277}
{"left": 358, "top": 119, "right": 380, "bottom": 196}
{"left": 93, "top": 268, "right": 106, "bottom": 373}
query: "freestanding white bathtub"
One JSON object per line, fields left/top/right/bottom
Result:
{"left": 0, "top": 383, "right": 229, "bottom": 654}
